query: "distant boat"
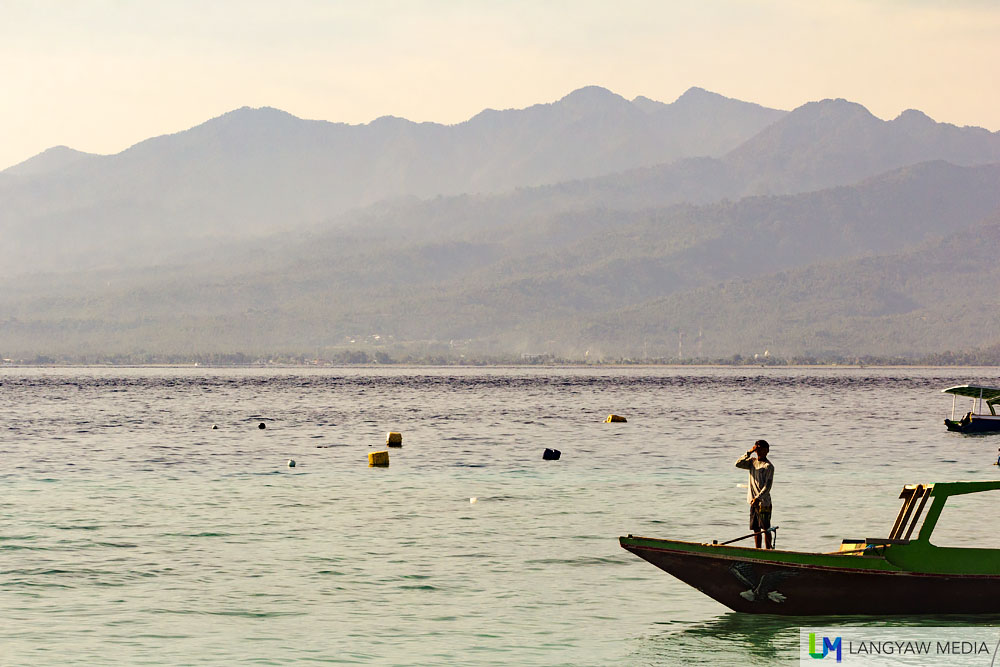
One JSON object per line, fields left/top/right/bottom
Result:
{"left": 942, "top": 385, "right": 1000, "bottom": 433}
{"left": 620, "top": 481, "right": 1000, "bottom": 615}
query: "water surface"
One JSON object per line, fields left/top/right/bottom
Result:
{"left": 2, "top": 366, "right": 998, "bottom": 664}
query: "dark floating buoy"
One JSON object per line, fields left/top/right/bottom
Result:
{"left": 386, "top": 431, "right": 403, "bottom": 448}
{"left": 605, "top": 414, "right": 627, "bottom": 423}
{"left": 287, "top": 459, "right": 296, "bottom": 468}
{"left": 258, "top": 422, "right": 266, "bottom": 430}
{"left": 212, "top": 425, "right": 219, "bottom": 430}
{"left": 542, "top": 448, "right": 561, "bottom": 460}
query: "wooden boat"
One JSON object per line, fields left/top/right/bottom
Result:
{"left": 943, "top": 385, "right": 1000, "bottom": 433}
{"left": 620, "top": 481, "right": 1000, "bottom": 615}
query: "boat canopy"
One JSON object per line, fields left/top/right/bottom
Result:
{"left": 927, "top": 480, "right": 1000, "bottom": 497}
{"left": 942, "top": 385, "right": 1000, "bottom": 404}
{"left": 885, "top": 481, "right": 1000, "bottom": 547}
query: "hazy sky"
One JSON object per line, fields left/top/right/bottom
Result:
{"left": 2, "top": 0, "right": 998, "bottom": 170}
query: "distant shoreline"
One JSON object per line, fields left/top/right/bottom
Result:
{"left": 2, "top": 362, "right": 997, "bottom": 370}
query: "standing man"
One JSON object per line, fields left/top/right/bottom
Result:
{"left": 735, "top": 439, "right": 774, "bottom": 549}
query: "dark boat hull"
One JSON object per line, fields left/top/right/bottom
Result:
{"left": 621, "top": 540, "right": 1000, "bottom": 615}
{"left": 944, "top": 417, "right": 1000, "bottom": 433}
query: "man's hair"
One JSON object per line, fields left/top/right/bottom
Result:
{"left": 754, "top": 439, "right": 770, "bottom": 450}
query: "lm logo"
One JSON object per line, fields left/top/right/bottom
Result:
{"left": 809, "top": 633, "right": 842, "bottom": 662}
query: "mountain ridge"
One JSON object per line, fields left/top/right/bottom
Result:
{"left": 5, "top": 88, "right": 1000, "bottom": 361}
{"left": 726, "top": 98, "right": 1000, "bottom": 194}
{"left": 0, "top": 86, "right": 787, "bottom": 276}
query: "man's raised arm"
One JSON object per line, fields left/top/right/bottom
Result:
{"left": 735, "top": 450, "right": 754, "bottom": 469}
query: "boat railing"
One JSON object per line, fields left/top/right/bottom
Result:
{"left": 834, "top": 484, "right": 931, "bottom": 555}
{"left": 889, "top": 483, "right": 931, "bottom": 541}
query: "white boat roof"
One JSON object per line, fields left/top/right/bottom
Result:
{"left": 942, "top": 385, "right": 1000, "bottom": 403}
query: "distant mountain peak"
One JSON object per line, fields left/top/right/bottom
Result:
{"left": 213, "top": 105, "right": 302, "bottom": 124}
{"left": 783, "top": 98, "right": 880, "bottom": 126}
{"left": 893, "top": 108, "right": 936, "bottom": 127}
{"left": 557, "top": 85, "right": 630, "bottom": 110}
{"left": 559, "top": 85, "right": 618, "bottom": 100}
{"left": 807, "top": 97, "right": 874, "bottom": 112}
{"left": 897, "top": 108, "right": 932, "bottom": 121}
{"left": 369, "top": 114, "right": 416, "bottom": 126}
{"left": 674, "top": 86, "right": 726, "bottom": 104}
{"left": 2, "top": 145, "right": 100, "bottom": 176}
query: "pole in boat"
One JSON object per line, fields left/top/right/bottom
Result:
{"left": 713, "top": 526, "right": 779, "bottom": 547}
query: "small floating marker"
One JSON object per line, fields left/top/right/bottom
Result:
{"left": 287, "top": 459, "right": 296, "bottom": 468}
{"left": 368, "top": 450, "right": 390, "bottom": 467}
{"left": 386, "top": 431, "right": 403, "bottom": 447}
{"left": 470, "top": 497, "right": 478, "bottom": 504}
{"left": 605, "top": 414, "right": 627, "bottom": 423}
{"left": 542, "top": 448, "right": 561, "bottom": 460}
{"left": 258, "top": 422, "right": 266, "bottom": 429}
{"left": 212, "top": 424, "right": 219, "bottom": 430}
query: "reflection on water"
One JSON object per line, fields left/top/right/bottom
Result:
{"left": 635, "top": 614, "right": 799, "bottom": 665}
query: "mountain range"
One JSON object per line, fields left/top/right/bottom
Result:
{"left": 2, "top": 86, "right": 1000, "bottom": 362}
{"left": 0, "top": 86, "right": 782, "bottom": 276}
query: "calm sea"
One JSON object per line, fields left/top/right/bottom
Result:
{"left": 3, "top": 366, "right": 999, "bottom": 665}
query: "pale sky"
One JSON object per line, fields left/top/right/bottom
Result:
{"left": 2, "top": 0, "right": 999, "bottom": 170}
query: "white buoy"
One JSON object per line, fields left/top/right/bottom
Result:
{"left": 469, "top": 497, "right": 478, "bottom": 504}
{"left": 287, "top": 459, "right": 296, "bottom": 468}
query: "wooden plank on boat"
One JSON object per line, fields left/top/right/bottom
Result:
{"left": 891, "top": 484, "right": 923, "bottom": 540}
{"left": 889, "top": 486, "right": 919, "bottom": 539}
{"left": 903, "top": 487, "right": 932, "bottom": 541}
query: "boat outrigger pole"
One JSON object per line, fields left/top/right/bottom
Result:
{"left": 713, "top": 526, "right": 779, "bottom": 548}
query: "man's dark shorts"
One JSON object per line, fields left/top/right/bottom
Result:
{"left": 750, "top": 505, "right": 772, "bottom": 532}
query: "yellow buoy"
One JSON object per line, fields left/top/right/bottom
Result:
{"left": 368, "top": 450, "right": 390, "bottom": 467}
{"left": 605, "top": 414, "right": 627, "bottom": 423}
{"left": 386, "top": 431, "right": 403, "bottom": 447}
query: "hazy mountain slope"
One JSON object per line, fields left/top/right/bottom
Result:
{"left": 572, "top": 213, "right": 1000, "bottom": 359}
{"left": 2, "top": 146, "right": 102, "bottom": 177}
{"left": 4, "top": 161, "right": 1000, "bottom": 359}
{"left": 5, "top": 89, "right": 999, "bottom": 286}
{"left": 0, "top": 87, "right": 783, "bottom": 277}
{"left": 726, "top": 99, "right": 1000, "bottom": 194}
{"left": 633, "top": 86, "right": 787, "bottom": 156}
{"left": 349, "top": 161, "right": 1000, "bottom": 330}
